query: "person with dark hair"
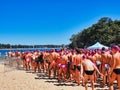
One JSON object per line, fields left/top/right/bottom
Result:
{"left": 37, "top": 52, "right": 44, "bottom": 72}
{"left": 102, "top": 47, "right": 105, "bottom": 51}
{"left": 73, "top": 49, "right": 83, "bottom": 85}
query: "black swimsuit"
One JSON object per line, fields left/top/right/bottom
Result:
{"left": 38, "top": 54, "right": 44, "bottom": 63}
{"left": 71, "top": 65, "right": 81, "bottom": 71}
{"left": 68, "top": 62, "right": 71, "bottom": 67}
{"left": 113, "top": 68, "right": 120, "bottom": 74}
{"left": 76, "top": 66, "right": 81, "bottom": 71}
{"left": 72, "top": 65, "right": 76, "bottom": 70}
{"left": 84, "top": 70, "right": 94, "bottom": 75}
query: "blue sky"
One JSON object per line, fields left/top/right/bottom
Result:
{"left": 0, "top": 0, "right": 120, "bottom": 45}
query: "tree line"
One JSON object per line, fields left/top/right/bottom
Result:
{"left": 69, "top": 17, "right": 120, "bottom": 49}
{"left": 0, "top": 44, "right": 65, "bottom": 49}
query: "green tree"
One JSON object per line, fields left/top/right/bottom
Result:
{"left": 69, "top": 17, "right": 120, "bottom": 48}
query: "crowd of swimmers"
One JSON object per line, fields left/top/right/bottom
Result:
{"left": 6, "top": 45, "right": 120, "bottom": 90}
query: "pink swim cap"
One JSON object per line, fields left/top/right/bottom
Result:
{"left": 111, "top": 45, "right": 120, "bottom": 51}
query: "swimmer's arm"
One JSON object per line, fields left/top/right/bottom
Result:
{"left": 80, "top": 63, "right": 84, "bottom": 79}
{"left": 81, "top": 63, "right": 83, "bottom": 75}
{"left": 109, "top": 56, "right": 116, "bottom": 74}
{"left": 93, "top": 63, "right": 103, "bottom": 76}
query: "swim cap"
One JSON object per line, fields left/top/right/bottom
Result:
{"left": 111, "top": 45, "right": 120, "bottom": 51}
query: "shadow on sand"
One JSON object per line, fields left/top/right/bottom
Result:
{"left": 26, "top": 71, "right": 119, "bottom": 90}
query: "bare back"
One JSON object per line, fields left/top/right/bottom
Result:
{"left": 101, "top": 51, "right": 112, "bottom": 64}
{"left": 113, "top": 52, "right": 120, "bottom": 68}
{"left": 82, "top": 59, "right": 94, "bottom": 71}
{"left": 75, "top": 54, "right": 82, "bottom": 66}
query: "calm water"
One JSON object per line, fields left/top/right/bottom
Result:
{"left": 0, "top": 48, "right": 60, "bottom": 58}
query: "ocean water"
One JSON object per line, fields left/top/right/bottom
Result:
{"left": 0, "top": 48, "right": 60, "bottom": 58}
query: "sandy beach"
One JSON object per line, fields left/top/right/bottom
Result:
{"left": 0, "top": 61, "right": 110, "bottom": 90}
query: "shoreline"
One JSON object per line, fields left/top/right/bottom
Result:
{"left": 0, "top": 47, "right": 60, "bottom": 50}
